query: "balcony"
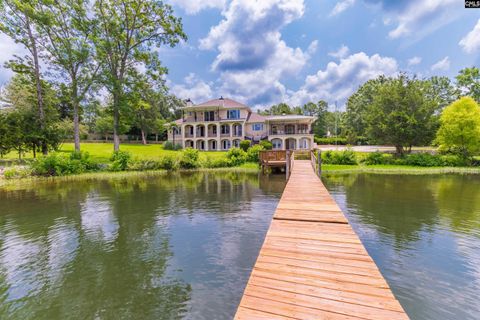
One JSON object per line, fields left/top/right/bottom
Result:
{"left": 269, "top": 130, "right": 313, "bottom": 135}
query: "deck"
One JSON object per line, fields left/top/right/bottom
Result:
{"left": 235, "top": 160, "right": 408, "bottom": 320}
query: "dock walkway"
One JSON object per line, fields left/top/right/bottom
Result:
{"left": 235, "top": 160, "right": 408, "bottom": 319}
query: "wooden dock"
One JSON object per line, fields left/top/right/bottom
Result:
{"left": 235, "top": 160, "right": 408, "bottom": 320}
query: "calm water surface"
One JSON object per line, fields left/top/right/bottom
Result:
{"left": 0, "top": 172, "right": 286, "bottom": 320}
{"left": 323, "top": 173, "right": 480, "bottom": 320}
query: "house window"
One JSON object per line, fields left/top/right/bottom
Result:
{"left": 227, "top": 109, "right": 240, "bottom": 119}
{"left": 221, "top": 124, "right": 230, "bottom": 135}
{"left": 252, "top": 123, "right": 263, "bottom": 131}
{"left": 204, "top": 111, "right": 215, "bottom": 121}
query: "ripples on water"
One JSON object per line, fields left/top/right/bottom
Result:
{"left": 323, "top": 173, "right": 480, "bottom": 320}
{"left": 0, "top": 172, "right": 286, "bottom": 320}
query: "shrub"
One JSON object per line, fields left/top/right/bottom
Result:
{"left": 441, "top": 155, "right": 468, "bottom": 167}
{"left": 315, "top": 137, "right": 348, "bottom": 145}
{"left": 240, "top": 140, "right": 251, "bottom": 152}
{"left": 321, "top": 149, "right": 357, "bottom": 165}
{"left": 109, "top": 150, "right": 131, "bottom": 171}
{"left": 163, "top": 142, "right": 183, "bottom": 151}
{"left": 129, "top": 159, "right": 162, "bottom": 171}
{"left": 32, "top": 153, "right": 88, "bottom": 176}
{"left": 246, "top": 145, "right": 264, "bottom": 162}
{"left": 362, "top": 152, "right": 393, "bottom": 165}
{"left": 402, "top": 153, "right": 444, "bottom": 167}
{"left": 159, "top": 155, "right": 178, "bottom": 170}
{"left": 3, "top": 166, "right": 31, "bottom": 179}
{"left": 179, "top": 148, "right": 199, "bottom": 169}
{"left": 226, "top": 147, "right": 247, "bottom": 166}
{"left": 259, "top": 140, "right": 272, "bottom": 150}
{"left": 206, "top": 157, "right": 232, "bottom": 168}
{"left": 69, "top": 151, "right": 98, "bottom": 171}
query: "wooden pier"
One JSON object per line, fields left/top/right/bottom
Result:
{"left": 235, "top": 160, "right": 408, "bottom": 319}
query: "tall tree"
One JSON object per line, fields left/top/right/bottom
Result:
{"left": 92, "top": 0, "right": 186, "bottom": 151}
{"left": 456, "top": 67, "right": 480, "bottom": 103}
{"left": 36, "top": 0, "right": 99, "bottom": 152}
{"left": 0, "top": 0, "right": 48, "bottom": 154}
{"left": 366, "top": 74, "right": 439, "bottom": 155}
{"left": 425, "top": 76, "right": 458, "bottom": 110}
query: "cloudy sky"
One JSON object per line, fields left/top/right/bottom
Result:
{"left": 1, "top": 0, "right": 479, "bottom": 110}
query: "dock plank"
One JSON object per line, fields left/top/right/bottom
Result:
{"left": 234, "top": 160, "right": 408, "bottom": 319}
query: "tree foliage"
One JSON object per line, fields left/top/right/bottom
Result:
{"left": 436, "top": 97, "right": 480, "bottom": 158}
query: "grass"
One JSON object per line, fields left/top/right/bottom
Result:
{"left": 322, "top": 164, "right": 480, "bottom": 174}
{"left": 3, "top": 142, "right": 227, "bottom": 163}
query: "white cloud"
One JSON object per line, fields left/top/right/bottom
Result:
{"left": 407, "top": 56, "right": 422, "bottom": 66}
{"left": 168, "top": 0, "right": 225, "bottom": 15}
{"left": 0, "top": 33, "right": 26, "bottom": 84}
{"left": 170, "top": 73, "right": 214, "bottom": 103}
{"left": 330, "top": 0, "right": 356, "bottom": 17}
{"left": 459, "top": 19, "right": 480, "bottom": 54}
{"left": 431, "top": 56, "right": 450, "bottom": 71}
{"left": 328, "top": 45, "right": 350, "bottom": 59}
{"left": 380, "top": 0, "right": 458, "bottom": 40}
{"left": 288, "top": 52, "right": 398, "bottom": 107}
{"left": 199, "top": 0, "right": 310, "bottom": 106}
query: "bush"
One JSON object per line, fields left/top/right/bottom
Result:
{"left": 246, "top": 145, "right": 264, "bottom": 162}
{"left": 69, "top": 151, "right": 98, "bottom": 171}
{"left": 226, "top": 147, "right": 247, "bottom": 166}
{"left": 205, "top": 157, "right": 232, "bottom": 168}
{"left": 240, "top": 140, "right": 251, "bottom": 152}
{"left": 361, "top": 152, "right": 393, "bottom": 165}
{"left": 32, "top": 153, "right": 89, "bottom": 176}
{"left": 259, "top": 140, "right": 272, "bottom": 150}
{"left": 441, "top": 155, "right": 469, "bottom": 167}
{"left": 109, "top": 150, "right": 131, "bottom": 171}
{"left": 179, "top": 148, "right": 199, "bottom": 169}
{"left": 163, "top": 141, "right": 182, "bottom": 150}
{"left": 128, "top": 159, "right": 162, "bottom": 171}
{"left": 321, "top": 149, "right": 357, "bottom": 165}
{"left": 315, "top": 137, "right": 348, "bottom": 145}
{"left": 402, "top": 153, "right": 444, "bottom": 167}
{"left": 159, "top": 155, "right": 178, "bottom": 170}
{"left": 3, "top": 166, "right": 31, "bottom": 179}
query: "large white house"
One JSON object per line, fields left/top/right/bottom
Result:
{"left": 167, "top": 97, "right": 315, "bottom": 151}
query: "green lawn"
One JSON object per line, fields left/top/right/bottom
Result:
{"left": 3, "top": 142, "right": 227, "bottom": 163}
{"left": 322, "top": 164, "right": 480, "bottom": 174}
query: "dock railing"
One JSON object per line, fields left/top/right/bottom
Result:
{"left": 310, "top": 148, "right": 322, "bottom": 177}
{"left": 259, "top": 150, "right": 294, "bottom": 179}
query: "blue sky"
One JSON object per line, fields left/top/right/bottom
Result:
{"left": 1, "top": 0, "right": 479, "bottom": 110}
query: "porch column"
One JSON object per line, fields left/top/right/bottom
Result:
{"left": 193, "top": 124, "right": 197, "bottom": 138}
{"left": 205, "top": 139, "right": 209, "bottom": 151}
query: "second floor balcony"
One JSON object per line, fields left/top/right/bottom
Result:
{"left": 269, "top": 124, "right": 313, "bottom": 135}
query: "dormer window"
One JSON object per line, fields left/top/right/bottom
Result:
{"left": 227, "top": 109, "right": 240, "bottom": 119}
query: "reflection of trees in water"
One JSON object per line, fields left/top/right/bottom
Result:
{"left": 433, "top": 175, "right": 480, "bottom": 235}
{"left": 0, "top": 171, "right": 285, "bottom": 319}
{"left": 325, "top": 173, "right": 480, "bottom": 245}
{"left": 328, "top": 174, "right": 439, "bottom": 247}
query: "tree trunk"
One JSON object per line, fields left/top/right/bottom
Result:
{"left": 395, "top": 145, "right": 404, "bottom": 157}
{"left": 141, "top": 129, "right": 147, "bottom": 145}
{"left": 155, "top": 134, "right": 158, "bottom": 142}
{"left": 72, "top": 80, "right": 81, "bottom": 152}
{"left": 26, "top": 17, "right": 47, "bottom": 155}
{"left": 113, "top": 92, "right": 120, "bottom": 151}
{"left": 32, "top": 143, "right": 36, "bottom": 159}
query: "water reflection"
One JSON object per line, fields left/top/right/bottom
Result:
{"left": 323, "top": 173, "right": 480, "bottom": 320}
{"left": 0, "top": 171, "right": 285, "bottom": 319}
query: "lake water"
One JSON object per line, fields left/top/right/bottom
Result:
{"left": 0, "top": 172, "right": 286, "bottom": 320}
{"left": 323, "top": 173, "right": 480, "bottom": 320}
{"left": 1, "top": 172, "right": 479, "bottom": 320}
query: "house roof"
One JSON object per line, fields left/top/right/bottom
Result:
{"left": 246, "top": 112, "right": 266, "bottom": 123}
{"left": 265, "top": 114, "right": 315, "bottom": 122}
{"left": 183, "top": 97, "right": 251, "bottom": 110}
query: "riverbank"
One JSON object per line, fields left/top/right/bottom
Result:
{"left": 0, "top": 162, "right": 259, "bottom": 189}
{"left": 322, "top": 164, "right": 480, "bottom": 174}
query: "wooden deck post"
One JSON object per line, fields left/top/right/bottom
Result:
{"left": 285, "top": 150, "right": 290, "bottom": 180}
{"left": 317, "top": 149, "right": 322, "bottom": 176}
